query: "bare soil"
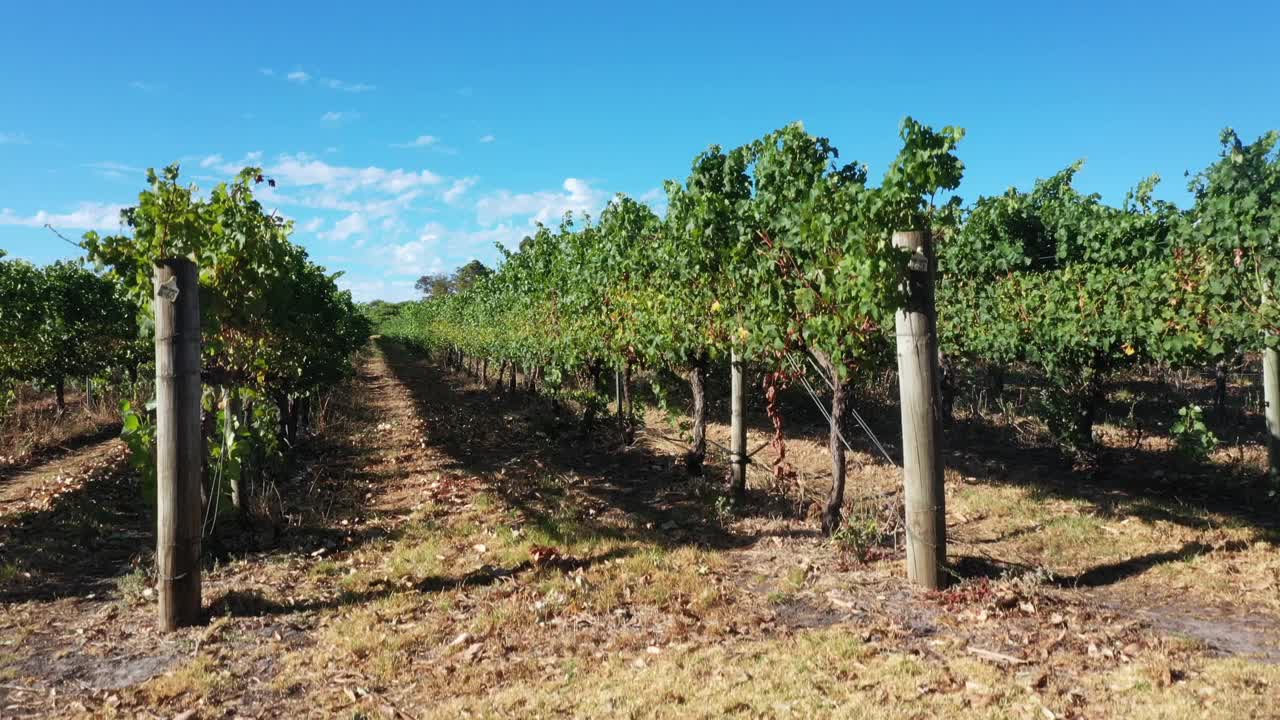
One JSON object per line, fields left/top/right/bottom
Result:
{"left": 1, "top": 341, "right": 1277, "bottom": 719}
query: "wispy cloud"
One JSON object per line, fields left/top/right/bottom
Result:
{"left": 479, "top": 134, "right": 496, "bottom": 144}
{"left": 196, "top": 152, "right": 263, "bottom": 175}
{"left": 443, "top": 177, "right": 478, "bottom": 204}
{"left": 320, "top": 212, "right": 369, "bottom": 242}
{"left": 0, "top": 202, "right": 126, "bottom": 231}
{"left": 299, "top": 217, "right": 324, "bottom": 233}
{"left": 85, "top": 161, "right": 144, "bottom": 180}
{"left": 322, "top": 78, "right": 375, "bottom": 93}
{"left": 260, "top": 67, "right": 374, "bottom": 92}
{"left": 129, "top": 80, "right": 159, "bottom": 92}
{"left": 269, "top": 189, "right": 422, "bottom": 219}
{"left": 0, "top": 132, "right": 30, "bottom": 145}
{"left": 637, "top": 187, "right": 669, "bottom": 216}
{"left": 391, "top": 135, "right": 439, "bottom": 149}
{"left": 321, "top": 111, "right": 361, "bottom": 125}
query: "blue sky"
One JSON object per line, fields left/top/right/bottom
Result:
{"left": 2, "top": 1, "right": 1277, "bottom": 301}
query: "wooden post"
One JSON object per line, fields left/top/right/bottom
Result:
{"left": 154, "top": 258, "right": 202, "bottom": 630}
{"left": 1265, "top": 346, "right": 1279, "bottom": 478}
{"left": 730, "top": 348, "right": 747, "bottom": 495}
{"left": 893, "top": 230, "right": 946, "bottom": 590}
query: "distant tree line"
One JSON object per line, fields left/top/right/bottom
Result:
{"left": 414, "top": 259, "right": 492, "bottom": 297}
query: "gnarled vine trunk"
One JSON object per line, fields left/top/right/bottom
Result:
{"left": 1214, "top": 362, "right": 1228, "bottom": 419}
{"left": 222, "top": 387, "right": 244, "bottom": 515}
{"left": 1071, "top": 366, "right": 1108, "bottom": 467}
{"left": 989, "top": 365, "right": 1006, "bottom": 403}
{"left": 812, "top": 349, "right": 847, "bottom": 535}
{"left": 275, "top": 393, "right": 301, "bottom": 447}
{"left": 685, "top": 355, "right": 708, "bottom": 475}
{"left": 938, "top": 351, "right": 955, "bottom": 425}
{"left": 729, "top": 350, "right": 747, "bottom": 496}
{"left": 621, "top": 363, "right": 635, "bottom": 446}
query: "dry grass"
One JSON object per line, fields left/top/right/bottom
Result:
{"left": 422, "top": 628, "right": 1280, "bottom": 720}
{"left": 141, "top": 655, "right": 230, "bottom": 705}
{"left": 2, "top": 344, "right": 1278, "bottom": 719}
{"left": 0, "top": 383, "right": 122, "bottom": 469}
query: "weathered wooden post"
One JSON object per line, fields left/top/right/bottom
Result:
{"left": 893, "top": 230, "right": 946, "bottom": 590}
{"left": 730, "top": 348, "right": 748, "bottom": 495}
{"left": 1265, "top": 346, "right": 1279, "bottom": 478}
{"left": 154, "top": 258, "right": 202, "bottom": 630}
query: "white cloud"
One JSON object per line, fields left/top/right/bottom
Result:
{"left": 200, "top": 152, "right": 441, "bottom": 197}
{"left": 392, "top": 135, "right": 439, "bottom": 149}
{"left": 369, "top": 222, "right": 521, "bottom": 279}
{"left": 263, "top": 68, "right": 373, "bottom": 93}
{"left": 479, "top": 134, "right": 496, "bottom": 144}
{"left": 194, "top": 152, "right": 266, "bottom": 178}
{"left": 0, "top": 132, "right": 30, "bottom": 145}
{"left": 475, "top": 177, "right": 607, "bottom": 227}
{"left": 0, "top": 202, "right": 125, "bottom": 231}
{"left": 85, "top": 161, "right": 143, "bottom": 180}
{"left": 271, "top": 189, "right": 421, "bottom": 218}
{"left": 337, "top": 277, "right": 417, "bottom": 303}
{"left": 443, "top": 177, "right": 478, "bottom": 204}
{"left": 379, "top": 215, "right": 411, "bottom": 239}
{"left": 129, "top": 80, "right": 158, "bottom": 91}
{"left": 194, "top": 151, "right": 463, "bottom": 254}
{"left": 320, "top": 212, "right": 368, "bottom": 242}
{"left": 323, "top": 78, "right": 375, "bottom": 93}
{"left": 325, "top": 147, "right": 339, "bottom": 154}
{"left": 388, "top": 238, "right": 444, "bottom": 275}
{"left": 270, "top": 153, "right": 441, "bottom": 194}
{"left": 637, "top": 186, "right": 669, "bottom": 216}
{"left": 446, "top": 223, "right": 526, "bottom": 254}
{"left": 321, "top": 111, "right": 361, "bottom": 125}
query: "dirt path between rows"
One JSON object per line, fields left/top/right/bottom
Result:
{"left": 0, "top": 436, "right": 123, "bottom": 518}
{"left": 1, "top": 343, "right": 1277, "bottom": 718}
